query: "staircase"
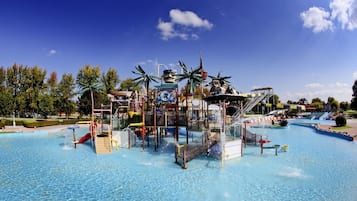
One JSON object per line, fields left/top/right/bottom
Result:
{"left": 95, "top": 135, "right": 112, "bottom": 154}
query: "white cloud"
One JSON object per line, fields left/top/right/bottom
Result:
{"left": 305, "top": 82, "right": 324, "bottom": 88}
{"left": 300, "top": 7, "right": 334, "bottom": 33}
{"left": 301, "top": 0, "right": 357, "bottom": 33}
{"left": 283, "top": 81, "right": 352, "bottom": 102}
{"left": 330, "top": 0, "right": 357, "bottom": 30}
{"left": 157, "top": 20, "right": 175, "bottom": 40}
{"left": 353, "top": 71, "right": 357, "bottom": 79}
{"left": 157, "top": 9, "right": 213, "bottom": 40}
{"left": 47, "top": 49, "right": 57, "bottom": 56}
{"left": 333, "top": 81, "right": 349, "bottom": 87}
{"left": 169, "top": 9, "right": 213, "bottom": 29}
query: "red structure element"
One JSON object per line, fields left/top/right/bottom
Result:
{"left": 78, "top": 133, "right": 91, "bottom": 144}
{"left": 258, "top": 139, "right": 271, "bottom": 144}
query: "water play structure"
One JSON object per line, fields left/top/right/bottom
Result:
{"left": 73, "top": 64, "right": 286, "bottom": 168}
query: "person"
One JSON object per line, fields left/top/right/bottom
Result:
{"left": 90, "top": 119, "right": 98, "bottom": 135}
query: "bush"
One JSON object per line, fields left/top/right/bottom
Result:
{"left": 23, "top": 119, "right": 78, "bottom": 128}
{"left": 279, "top": 119, "right": 288, "bottom": 127}
{"left": 0, "top": 120, "right": 5, "bottom": 128}
{"left": 335, "top": 115, "right": 347, "bottom": 127}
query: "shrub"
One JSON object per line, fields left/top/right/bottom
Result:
{"left": 335, "top": 115, "right": 347, "bottom": 127}
{"left": 279, "top": 119, "right": 288, "bottom": 127}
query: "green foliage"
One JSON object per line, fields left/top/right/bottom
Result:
{"left": 120, "top": 78, "right": 140, "bottom": 91}
{"left": 352, "top": 80, "right": 357, "bottom": 110}
{"left": 0, "top": 88, "right": 15, "bottom": 115}
{"left": 279, "top": 119, "right": 288, "bottom": 127}
{"left": 23, "top": 119, "right": 78, "bottom": 128}
{"left": 335, "top": 115, "right": 347, "bottom": 127}
{"left": 102, "top": 68, "right": 120, "bottom": 94}
{"left": 0, "top": 120, "right": 5, "bottom": 128}
{"left": 56, "top": 73, "right": 76, "bottom": 118}
{"left": 340, "top": 101, "right": 350, "bottom": 111}
{"left": 76, "top": 65, "right": 103, "bottom": 117}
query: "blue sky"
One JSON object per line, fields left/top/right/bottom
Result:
{"left": 1, "top": 0, "right": 357, "bottom": 103}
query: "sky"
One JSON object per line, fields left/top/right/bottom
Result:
{"left": 1, "top": 0, "right": 357, "bottom": 103}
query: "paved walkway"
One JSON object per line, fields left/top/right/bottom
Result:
{"left": 318, "top": 118, "right": 357, "bottom": 140}
{"left": 0, "top": 124, "right": 88, "bottom": 133}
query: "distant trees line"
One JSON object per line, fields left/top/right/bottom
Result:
{"left": 0, "top": 63, "right": 356, "bottom": 118}
{"left": 0, "top": 64, "right": 125, "bottom": 118}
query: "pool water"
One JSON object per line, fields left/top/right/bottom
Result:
{"left": 1, "top": 125, "right": 357, "bottom": 201}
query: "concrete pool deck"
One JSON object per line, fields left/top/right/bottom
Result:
{"left": 0, "top": 124, "right": 88, "bottom": 133}
{"left": 1, "top": 119, "right": 356, "bottom": 141}
{"left": 317, "top": 118, "right": 357, "bottom": 141}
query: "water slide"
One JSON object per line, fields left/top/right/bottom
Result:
{"left": 78, "top": 133, "right": 91, "bottom": 144}
{"left": 319, "top": 112, "right": 329, "bottom": 120}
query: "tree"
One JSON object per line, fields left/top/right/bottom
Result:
{"left": 0, "top": 88, "right": 14, "bottom": 116}
{"left": 311, "top": 98, "right": 324, "bottom": 111}
{"left": 102, "top": 67, "right": 120, "bottom": 95}
{"left": 327, "top": 97, "right": 339, "bottom": 112}
{"left": 24, "top": 66, "right": 47, "bottom": 116}
{"left": 298, "top": 98, "right": 308, "bottom": 105}
{"left": 340, "top": 101, "right": 349, "bottom": 111}
{"left": 120, "top": 78, "right": 140, "bottom": 91}
{"left": 0, "top": 67, "right": 14, "bottom": 115}
{"left": 76, "top": 65, "right": 102, "bottom": 118}
{"left": 351, "top": 80, "right": 357, "bottom": 110}
{"left": 6, "top": 64, "right": 23, "bottom": 116}
{"left": 269, "top": 94, "right": 280, "bottom": 106}
{"left": 57, "top": 73, "right": 76, "bottom": 118}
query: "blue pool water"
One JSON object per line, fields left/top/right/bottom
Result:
{"left": 1, "top": 124, "right": 357, "bottom": 201}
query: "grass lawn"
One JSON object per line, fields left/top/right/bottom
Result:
{"left": 331, "top": 125, "right": 351, "bottom": 131}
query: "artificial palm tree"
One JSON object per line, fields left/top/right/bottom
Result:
{"left": 177, "top": 61, "right": 203, "bottom": 96}
{"left": 208, "top": 72, "right": 231, "bottom": 94}
{"left": 132, "top": 65, "right": 159, "bottom": 109}
{"left": 176, "top": 61, "right": 203, "bottom": 143}
{"left": 208, "top": 72, "right": 231, "bottom": 86}
{"left": 132, "top": 65, "right": 159, "bottom": 150}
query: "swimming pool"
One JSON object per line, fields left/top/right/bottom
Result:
{"left": 1, "top": 124, "right": 357, "bottom": 201}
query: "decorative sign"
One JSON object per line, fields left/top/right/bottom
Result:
{"left": 156, "top": 90, "right": 176, "bottom": 103}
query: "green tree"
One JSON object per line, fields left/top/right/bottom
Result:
{"left": 57, "top": 73, "right": 76, "bottom": 118}
{"left": 340, "top": 101, "right": 350, "bottom": 111}
{"left": 29, "top": 66, "right": 47, "bottom": 116}
{"left": 0, "top": 88, "right": 14, "bottom": 116}
{"left": 327, "top": 97, "right": 339, "bottom": 112}
{"left": 76, "top": 65, "right": 102, "bottom": 117}
{"left": 269, "top": 94, "right": 280, "bottom": 106}
{"left": 6, "top": 64, "right": 22, "bottom": 116}
{"left": 311, "top": 98, "right": 324, "bottom": 111}
{"left": 351, "top": 80, "right": 357, "bottom": 110}
{"left": 298, "top": 98, "right": 308, "bottom": 105}
{"left": 120, "top": 78, "right": 140, "bottom": 91}
{"left": 102, "top": 67, "right": 120, "bottom": 104}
